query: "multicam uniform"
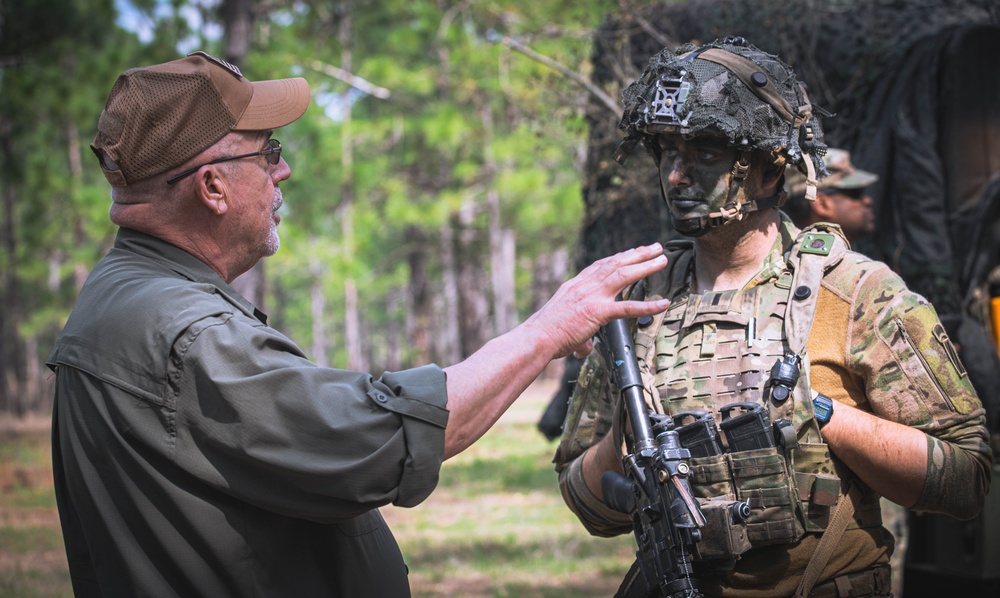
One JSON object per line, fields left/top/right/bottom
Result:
{"left": 555, "top": 216, "right": 991, "bottom": 597}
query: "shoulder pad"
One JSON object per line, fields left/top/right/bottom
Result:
{"left": 822, "top": 252, "right": 902, "bottom": 298}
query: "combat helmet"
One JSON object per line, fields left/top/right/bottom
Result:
{"left": 614, "top": 37, "right": 829, "bottom": 236}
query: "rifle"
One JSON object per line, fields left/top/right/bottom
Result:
{"left": 597, "top": 314, "right": 707, "bottom": 598}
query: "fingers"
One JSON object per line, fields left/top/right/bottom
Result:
{"left": 572, "top": 339, "right": 594, "bottom": 360}
{"left": 586, "top": 244, "right": 670, "bottom": 310}
{"left": 610, "top": 297, "right": 671, "bottom": 318}
{"left": 584, "top": 243, "right": 666, "bottom": 278}
{"left": 565, "top": 244, "right": 667, "bottom": 301}
{"left": 524, "top": 243, "right": 672, "bottom": 361}
{"left": 607, "top": 244, "right": 667, "bottom": 290}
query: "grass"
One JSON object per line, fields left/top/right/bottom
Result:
{"left": 384, "top": 377, "right": 636, "bottom": 596}
{"left": 0, "top": 415, "right": 72, "bottom": 598}
{"left": 0, "top": 379, "right": 636, "bottom": 597}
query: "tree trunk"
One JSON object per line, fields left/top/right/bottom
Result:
{"left": 488, "top": 191, "right": 517, "bottom": 334}
{"left": 480, "top": 104, "right": 517, "bottom": 335}
{"left": 405, "top": 225, "right": 432, "bottom": 366}
{"left": 385, "top": 288, "right": 401, "bottom": 372}
{"left": 338, "top": 2, "right": 366, "bottom": 373}
{"left": 0, "top": 123, "right": 19, "bottom": 415}
{"left": 309, "top": 250, "right": 329, "bottom": 367}
{"left": 532, "top": 247, "right": 570, "bottom": 314}
{"left": 222, "top": 0, "right": 268, "bottom": 308}
{"left": 221, "top": 0, "right": 253, "bottom": 63}
{"left": 457, "top": 201, "right": 490, "bottom": 357}
{"left": 436, "top": 220, "right": 462, "bottom": 366}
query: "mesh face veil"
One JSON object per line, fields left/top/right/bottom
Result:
{"left": 614, "top": 37, "right": 829, "bottom": 236}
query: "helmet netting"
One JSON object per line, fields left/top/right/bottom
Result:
{"left": 618, "top": 37, "right": 828, "bottom": 178}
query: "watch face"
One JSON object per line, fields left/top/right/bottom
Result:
{"left": 813, "top": 395, "right": 833, "bottom": 424}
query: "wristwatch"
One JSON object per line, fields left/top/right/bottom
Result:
{"left": 813, "top": 393, "right": 834, "bottom": 426}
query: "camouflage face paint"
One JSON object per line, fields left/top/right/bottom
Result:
{"left": 657, "top": 133, "right": 737, "bottom": 222}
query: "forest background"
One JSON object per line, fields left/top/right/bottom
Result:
{"left": 6, "top": 0, "right": 996, "bottom": 420}
{"left": 0, "top": 0, "right": 646, "bottom": 416}
{"left": 3, "top": 1, "right": 999, "bottom": 595}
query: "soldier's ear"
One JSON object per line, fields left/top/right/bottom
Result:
{"left": 761, "top": 162, "right": 784, "bottom": 187}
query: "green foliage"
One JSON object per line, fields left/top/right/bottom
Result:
{"left": 2, "top": 0, "right": 619, "bottom": 398}
{"left": 0, "top": 562, "right": 73, "bottom": 598}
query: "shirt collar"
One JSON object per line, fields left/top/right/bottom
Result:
{"left": 743, "top": 212, "right": 800, "bottom": 290}
{"left": 113, "top": 228, "right": 268, "bottom": 324}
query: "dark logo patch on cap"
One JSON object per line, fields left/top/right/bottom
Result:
{"left": 188, "top": 51, "right": 243, "bottom": 79}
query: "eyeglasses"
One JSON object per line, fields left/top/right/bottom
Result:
{"left": 822, "top": 186, "right": 867, "bottom": 201}
{"left": 166, "top": 139, "right": 282, "bottom": 185}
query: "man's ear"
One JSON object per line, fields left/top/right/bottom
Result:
{"left": 811, "top": 190, "right": 837, "bottom": 219}
{"left": 762, "top": 162, "right": 785, "bottom": 187}
{"left": 193, "top": 165, "right": 229, "bottom": 215}
{"left": 756, "top": 158, "right": 785, "bottom": 195}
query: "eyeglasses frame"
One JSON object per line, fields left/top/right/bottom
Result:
{"left": 166, "top": 138, "right": 282, "bottom": 185}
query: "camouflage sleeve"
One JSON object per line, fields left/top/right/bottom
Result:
{"left": 845, "top": 261, "right": 992, "bottom": 519}
{"left": 553, "top": 347, "right": 632, "bottom": 536}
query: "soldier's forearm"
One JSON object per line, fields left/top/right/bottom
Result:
{"left": 582, "top": 432, "right": 625, "bottom": 501}
{"left": 820, "top": 399, "right": 927, "bottom": 507}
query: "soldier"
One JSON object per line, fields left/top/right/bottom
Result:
{"left": 781, "top": 148, "right": 878, "bottom": 244}
{"left": 554, "top": 37, "right": 992, "bottom": 597}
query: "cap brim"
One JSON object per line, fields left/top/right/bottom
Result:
{"left": 234, "top": 77, "right": 310, "bottom": 131}
{"left": 830, "top": 168, "right": 879, "bottom": 189}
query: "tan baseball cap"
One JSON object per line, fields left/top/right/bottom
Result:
{"left": 785, "top": 147, "right": 879, "bottom": 196}
{"left": 91, "top": 51, "right": 310, "bottom": 186}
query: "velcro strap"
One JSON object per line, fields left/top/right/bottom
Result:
{"left": 696, "top": 48, "right": 811, "bottom": 127}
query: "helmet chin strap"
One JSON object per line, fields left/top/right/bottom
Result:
{"left": 664, "top": 152, "right": 784, "bottom": 237}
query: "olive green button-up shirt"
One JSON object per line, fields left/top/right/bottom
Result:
{"left": 48, "top": 228, "right": 449, "bottom": 597}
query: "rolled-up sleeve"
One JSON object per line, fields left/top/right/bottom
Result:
{"left": 850, "top": 265, "right": 992, "bottom": 519}
{"left": 171, "top": 311, "right": 450, "bottom": 523}
{"left": 558, "top": 453, "right": 632, "bottom": 537}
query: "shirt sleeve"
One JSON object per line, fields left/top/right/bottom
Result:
{"left": 169, "top": 310, "right": 449, "bottom": 523}
{"left": 553, "top": 347, "right": 632, "bottom": 536}
{"left": 845, "top": 263, "right": 993, "bottom": 520}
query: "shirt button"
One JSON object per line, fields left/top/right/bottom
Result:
{"left": 374, "top": 392, "right": 389, "bottom": 403}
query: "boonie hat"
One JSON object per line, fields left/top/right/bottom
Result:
{"left": 91, "top": 51, "right": 310, "bottom": 186}
{"left": 785, "top": 147, "right": 878, "bottom": 196}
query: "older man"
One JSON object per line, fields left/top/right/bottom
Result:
{"left": 48, "top": 51, "right": 672, "bottom": 597}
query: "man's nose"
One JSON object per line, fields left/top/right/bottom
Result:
{"left": 272, "top": 157, "right": 292, "bottom": 182}
{"left": 665, "top": 158, "right": 691, "bottom": 188}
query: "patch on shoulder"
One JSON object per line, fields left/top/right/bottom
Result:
{"left": 800, "top": 232, "right": 835, "bottom": 256}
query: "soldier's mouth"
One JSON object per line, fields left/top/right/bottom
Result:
{"left": 668, "top": 195, "right": 706, "bottom": 210}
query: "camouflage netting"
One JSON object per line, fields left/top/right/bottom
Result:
{"left": 577, "top": 0, "right": 1000, "bottom": 268}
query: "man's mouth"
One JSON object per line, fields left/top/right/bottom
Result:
{"left": 667, "top": 193, "right": 705, "bottom": 209}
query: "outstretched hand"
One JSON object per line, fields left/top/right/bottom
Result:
{"left": 521, "top": 243, "right": 671, "bottom": 360}
{"left": 441, "top": 243, "right": 670, "bottom": 459}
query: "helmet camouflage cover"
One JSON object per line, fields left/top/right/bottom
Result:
{"left": 614, "top": 37, "right": 828, "bottom": 200}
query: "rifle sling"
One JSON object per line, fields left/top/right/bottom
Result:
{"left": 793, "top": 481, "right": 862, "bottom": 598}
